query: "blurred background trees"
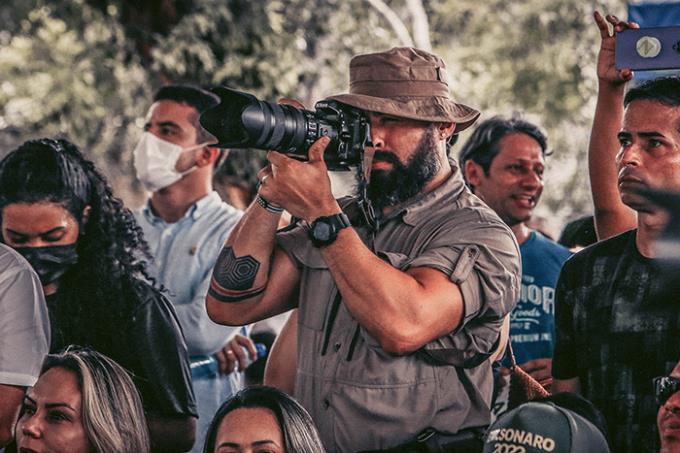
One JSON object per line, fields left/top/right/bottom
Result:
{"left": 0, "top": 0, "right": 622, "bottom": 233}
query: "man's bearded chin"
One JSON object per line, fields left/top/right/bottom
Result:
{"left": 356, "top": 126, "right": 440, "bottom": 213}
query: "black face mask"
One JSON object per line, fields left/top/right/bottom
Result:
{"left": 14, "top": 244, "right": 79, "bottom": 285}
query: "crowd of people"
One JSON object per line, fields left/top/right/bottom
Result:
{"left": 1, "top": 9, "right": 679, "bottom": 453}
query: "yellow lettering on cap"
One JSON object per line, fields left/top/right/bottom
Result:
{"left": 543, "top": 438, "right": 555, "bottom": 451}
{"left": 487, "top": 429, "right": 500, "bottom": 442}
{"left": 512, "top": 429, "right": 524, "bottom": 443}
{"left": 533, "top": 434, "right": 544, "bottom": 447}
{"left": 491, "top": 428, "right": 556, "bottom": 451}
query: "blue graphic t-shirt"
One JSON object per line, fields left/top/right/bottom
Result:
{"left": 510, "top": 231, "right": 571, "bottom": 365}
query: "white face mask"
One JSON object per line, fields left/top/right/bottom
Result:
{"left": 133, "top": 132, "right": 208, "bottom": 192}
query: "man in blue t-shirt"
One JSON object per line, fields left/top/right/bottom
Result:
{"left": 459, "top": 116, "right": 571, "bottom": 404}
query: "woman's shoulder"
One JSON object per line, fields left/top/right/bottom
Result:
{"left": 124, "top": 278, "right": 175, "bottom": 317}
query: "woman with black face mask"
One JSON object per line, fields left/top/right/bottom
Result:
{"left": 0, "top": 138, "right": 198, "bottom": 453}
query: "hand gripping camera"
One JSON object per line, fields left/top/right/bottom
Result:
{"left": 199, "top": 87, "right": 371, "bottom": 171}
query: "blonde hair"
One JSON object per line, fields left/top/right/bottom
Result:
{"left": 41, "top": 347, "right": 150, "bottom": 453}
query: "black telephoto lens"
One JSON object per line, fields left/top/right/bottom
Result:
{"left": 200, "top": 87, "right": 312, "bottom": 158}
{"left": 200, "top": 86, "right": 368, "bottom": 170}
{"left": 241, "top": 101, "right": 310, "bottom": 153}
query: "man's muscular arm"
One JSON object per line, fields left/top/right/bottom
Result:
{"left": 321, "top": 230, "right": 464, "bottom": 354}
{"left": 205, "top": 186, "right": 300, "bottom": 326}
{"left": 209, "top": 246, "right": 265, "bottom": 302}
{"left": 589, "top": 11, "right": 637, "bottom": 240}
{"left": 207, "top": 98, "right": 308, "bottom": 326}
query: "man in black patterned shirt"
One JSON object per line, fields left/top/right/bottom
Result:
{"left": 552, "top": 77, "right": 680, "bottom": 453}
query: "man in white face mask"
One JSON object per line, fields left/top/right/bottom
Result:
{"left": 133, "top": 85, "right": 254, "bottom": 453}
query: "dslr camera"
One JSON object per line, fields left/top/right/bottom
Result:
{"left": 200, "top": 87, "right": 371, "bottom": 171}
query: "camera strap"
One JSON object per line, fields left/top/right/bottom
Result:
{"left": 357, "top": 148, "right": 380, "bottom": 232}
{"left": 419, "top": 336, "right": 500, "bottom": 369}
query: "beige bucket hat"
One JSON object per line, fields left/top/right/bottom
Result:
{"left": 325, "top": 47, "right": 480, "bottom": 133}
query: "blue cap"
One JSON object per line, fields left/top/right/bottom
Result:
{"left": 255, "top": 342, "right": 268, "bottom": 360}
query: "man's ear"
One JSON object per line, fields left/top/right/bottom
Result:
{"left": 464, "top": 159, "right": 484, "bottom": 190}
{"left": 195, "top": 146, "right": 221, "bottom": 168}
{"left": 437, "top": 122, "right": 456, "bottom": 139}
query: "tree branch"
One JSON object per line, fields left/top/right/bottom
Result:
{"left": 366, "top": 0, "right": 414, "bottom": 47}
{"left": 406, "top": 0, "right": 431, "bottom": 51}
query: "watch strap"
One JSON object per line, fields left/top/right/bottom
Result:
{"left": 308, "top": 212, "right": 351, "bottom": 247}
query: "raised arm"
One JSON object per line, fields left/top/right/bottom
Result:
{"left": 205, "top": 197, "right": 301, "bottom": 326}
{"left": 317, "top": 225, "right": 465, "bottom": 354}
{"left": 589, "top": 11, "right": 637, "bottom": 240}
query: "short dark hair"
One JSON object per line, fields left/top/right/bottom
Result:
{"left": 153, "top": 85, "right": 219, "bottom": 114}
{"left": 153, "top": 85, "right": 219, "bottom": 144}
{"left": 558, "top": 215, "right": 597, "bottom": 249}
{"left": 203, "top": 386, "right": 325, "bottom": 453}
{"left": 458, "top": 115, "right": 548, "bottom": 182}
{"left": 624, "top": 76, "right": 680, "bottom": 108}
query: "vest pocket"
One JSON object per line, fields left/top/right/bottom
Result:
{"left": 296, "top": 247, "right": 333, "bottom": 331}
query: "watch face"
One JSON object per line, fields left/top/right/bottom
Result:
{"left": 314, "top": 222, "right": 332, "bottom": 241}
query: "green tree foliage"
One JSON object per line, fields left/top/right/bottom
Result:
{"left": 0, "top": 0, "right": 150, "bottom": 203}
{"left": 330, "top": 0, "right": 623, "bottom": 227}
{"left": 0, "top": 0, "right": 626, "bottom": 227}
{"left": 428, "top": 0, "right": 623, "bottom": 226}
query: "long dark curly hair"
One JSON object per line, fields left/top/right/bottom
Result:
{"left": 0, "top": 138, "right": 156, "bottom": 350}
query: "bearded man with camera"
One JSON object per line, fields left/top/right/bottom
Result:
{"left": 205, "top": 47, "right": 521, "bottom": 452}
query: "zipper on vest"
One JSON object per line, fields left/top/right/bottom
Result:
{"left": 321, "top": 291, "right": 343, "bottom": 356}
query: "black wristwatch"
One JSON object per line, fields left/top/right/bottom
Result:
{"left": 308, "top": 213, "right": 351, "bottom": 247}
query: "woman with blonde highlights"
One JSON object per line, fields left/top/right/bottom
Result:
{"left": 16, "top": 347, "right": 150, "bottom": 453}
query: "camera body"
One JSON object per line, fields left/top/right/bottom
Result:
{"left": 200, "top": 87, "right": 371, "bottom": 171}
{"left": 616, "top": 25, "right": 680, "bottom": 71}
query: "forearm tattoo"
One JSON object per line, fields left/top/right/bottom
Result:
{"left": 209, "top": 247, "right": 265, "bottom": 303}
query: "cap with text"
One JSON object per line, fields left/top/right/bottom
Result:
{"left": 483, "top": 401, "right": 610, "bottom": 453}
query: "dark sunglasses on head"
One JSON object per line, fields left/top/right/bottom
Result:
{"left": 654, "top": 375, "right": 680, "bottom": 406}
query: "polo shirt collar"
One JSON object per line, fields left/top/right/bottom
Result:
{"left": 143, "top": 191, "right": 221, "bottom": 224}
{"left": 191, "top": 191, "right": 221, "bottom": 220}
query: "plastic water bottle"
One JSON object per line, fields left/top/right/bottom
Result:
{"left": 239, "top": 342, "right": 268, "bottom": 371}
{"left": 190, "top": 343, "right": 268, "bottom": 378}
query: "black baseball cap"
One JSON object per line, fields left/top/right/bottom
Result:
{"left": 483, "top": 401, "right": 610, "bottom": 453}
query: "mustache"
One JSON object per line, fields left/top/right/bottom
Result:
{"left": 372, "top": 151, "right": 401, "bottom": 166}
